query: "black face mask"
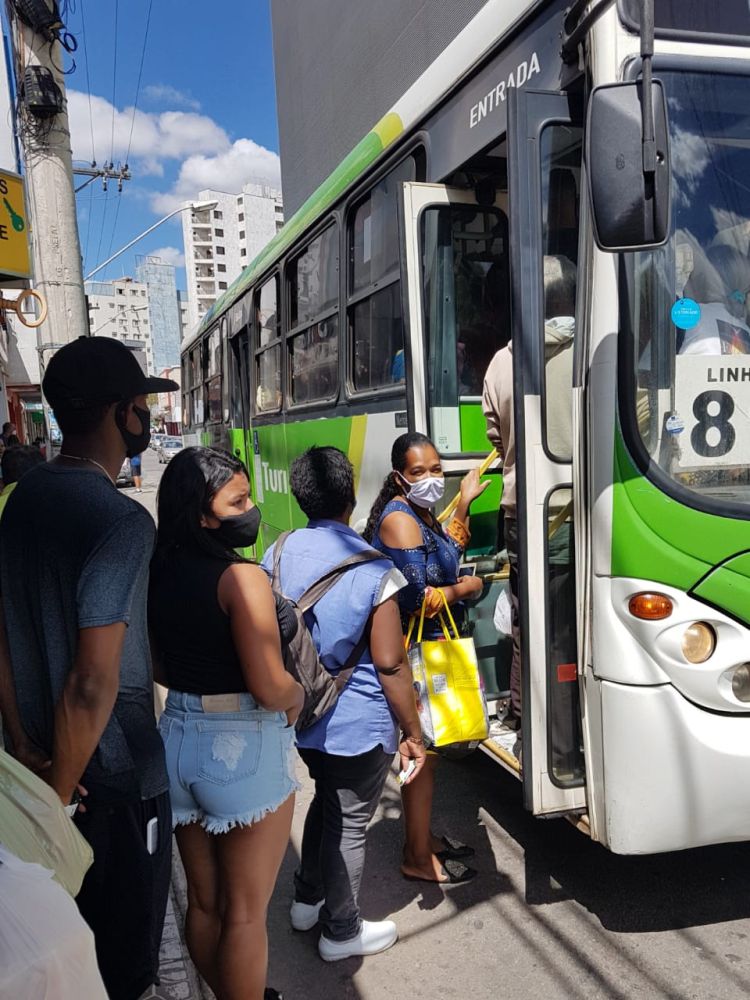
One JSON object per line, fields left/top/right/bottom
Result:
{"left": 207, "top": 505, "right": 261, "bottom": 549}
{"left": 116, "top": 403, "right": 151, "bottom": 458}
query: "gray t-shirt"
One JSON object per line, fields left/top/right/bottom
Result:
{"left": 0, "top": 463, "right": 168, "bottom": 804}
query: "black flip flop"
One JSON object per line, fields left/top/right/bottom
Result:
{"left": 264, "top": 989, "right": 283, "bottom": 1000}
{"left": 403, "top": 857, "right": 477, "bottom": 884}
{"left": 435, "top": 835, "right": 475, "bottom": 861}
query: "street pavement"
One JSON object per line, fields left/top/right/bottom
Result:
{"left": 133, "top": 447, "right": 750, "bottom": 1000}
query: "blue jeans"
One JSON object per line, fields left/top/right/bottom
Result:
{"left": 158, "top": 690, "right": 299, "bottom": 834}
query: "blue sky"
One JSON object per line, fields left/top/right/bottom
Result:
{"left": 66, "top": 1, "right": 280, "bottom": 290}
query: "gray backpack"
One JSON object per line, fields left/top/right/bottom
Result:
{"left": 271, "top": 531, "right": 383, "bottom": 731}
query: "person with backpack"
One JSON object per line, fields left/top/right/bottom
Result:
{"left": 261, "top": 446, "right": 426, "bottom": 963}
{"left": 148, "top": 446, "right": 303, "bottom": 1000}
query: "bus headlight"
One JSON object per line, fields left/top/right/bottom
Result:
{"left": 731, "top": 664, "right": 750, "bottom": 702}
{"left": 681, "top": 622, "right": 716, "bottom": 663}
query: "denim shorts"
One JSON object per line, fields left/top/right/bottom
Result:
{"left": 158, "top": 690, "right": 300, "bottom": 834}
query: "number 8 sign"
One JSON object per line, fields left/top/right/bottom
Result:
{"left": 674, "top": 356, "right": 750, "bottom": 468}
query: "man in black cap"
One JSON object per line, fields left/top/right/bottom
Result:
{"left": 0, "top": 337, "right": 178, "bottom": 1000}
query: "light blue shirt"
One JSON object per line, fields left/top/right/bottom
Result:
{"left": 261, "top": 520, "right": 401, "bottom": 756}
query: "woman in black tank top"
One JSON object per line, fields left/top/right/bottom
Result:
{"left": 149, "top": 447, "right": 303, "bottom": 1000}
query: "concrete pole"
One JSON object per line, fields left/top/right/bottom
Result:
{"left": 8, "top": 1, "right": 88, "bottom": 442}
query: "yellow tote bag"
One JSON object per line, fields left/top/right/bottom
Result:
{"left": 405, "top": 591, "right": 489, "bottom": 750}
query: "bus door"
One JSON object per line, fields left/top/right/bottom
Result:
{"left": 506, "top": 87, "right": 586, "bottom": 815}
{"left": 399, "top": 181, "right": 514, "bottom": 723}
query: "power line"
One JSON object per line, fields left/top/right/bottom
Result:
{"left": 84, "top": 181, "right": 93, "bottom": 265}
{"left": 79, "top": 0, "right": 95, "bottom": 163}
{"left": 125, "top": 0, "right": 153, "bottom": 166}
{"left": 103, "top": 191, "right": 123, "bottom": 278}
{"left": 109, "top": 0, "right": 119, "bottom": 162}
{"left": 94, "top": 187, "right": 111, "bottom": 278}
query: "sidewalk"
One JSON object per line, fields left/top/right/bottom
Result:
{"left": 140, "top": 852, "right": 207, "bottom": 1000}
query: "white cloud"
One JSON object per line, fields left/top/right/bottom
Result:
{"left": 149, "top": 246, "right": 186, "bottom": 268}
{"left": 150, "top": 138, "right": 282, "bottom": 213}
{"left": 67, "top": 90, "right": 229, "bottom": 167}
{"left": 142, "top": 84, "right": 200, "bottom": 111}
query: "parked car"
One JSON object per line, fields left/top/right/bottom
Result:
{"left": 150, "top": 432, "right": 166, "bottom": 451}
{"left": 157, "top": 437, "right": 184, "bottom": 464}
{"left": 116, "top": 458, "right": 134, "bottom": 487}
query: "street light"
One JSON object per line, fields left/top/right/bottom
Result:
{"left": 83, "top": 200, "right": 219, "bottom": 281}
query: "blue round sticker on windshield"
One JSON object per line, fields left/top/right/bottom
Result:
{"left": 671, "top": 298, "right": 701, "bottom": 331}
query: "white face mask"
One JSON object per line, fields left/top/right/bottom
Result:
{"left": 398, "top": 472, "right": 445, "bottom": 509}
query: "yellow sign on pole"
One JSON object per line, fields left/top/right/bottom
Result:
{"left": 0, "top": 170, "right": 31, "bottom": 280}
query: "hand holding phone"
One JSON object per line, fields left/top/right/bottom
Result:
{"left": 398, "top": 759, "right": 417, "bottom": 786}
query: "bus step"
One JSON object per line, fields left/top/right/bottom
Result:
{"left": 480, "top": 722, "right": 522, "bottom": 778}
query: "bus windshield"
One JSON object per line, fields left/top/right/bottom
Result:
{"left": 627, "top": 70, "right": 750, "bottom": 508}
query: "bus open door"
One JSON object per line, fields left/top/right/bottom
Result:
{"left": 398, "top": 85, "right": 587, "bottom": 818}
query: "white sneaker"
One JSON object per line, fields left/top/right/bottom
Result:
{"left": 318, "top": 919, "right": 398, "bottom": 962}
{"left": 290, "top": 899, "right": 324, "bottom": 931}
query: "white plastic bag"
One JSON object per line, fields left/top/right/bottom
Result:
{"left": 0, "top": 845, "right": 107, "bottom": 999}
{"left": 493, "top": 587, "right": 513, "bottom": 636}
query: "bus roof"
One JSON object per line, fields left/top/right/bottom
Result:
{"left": 182, "top": 0, "right": 544, "bottom": 353}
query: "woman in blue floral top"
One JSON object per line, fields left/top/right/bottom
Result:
{"left": 364, "top": 432, "right": 488, "bottom": 883}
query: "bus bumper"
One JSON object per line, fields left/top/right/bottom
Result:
{"left": 597, "top": 679, "right": 750, "bottom": 854}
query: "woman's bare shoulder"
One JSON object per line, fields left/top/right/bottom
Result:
{"left": 379, "top": 508, "right": 423, "bottom": 549}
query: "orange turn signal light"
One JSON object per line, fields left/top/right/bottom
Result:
{"left": 628, "top": 592, "right": 674, "bottom": 621}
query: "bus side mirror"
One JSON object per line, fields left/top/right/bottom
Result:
{"left": 586, "top": 79, "right": 671, "bottom": 252}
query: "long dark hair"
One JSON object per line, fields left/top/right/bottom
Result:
{"left": 153, "top": 446, "right": 250, "bottom": 569}
{"left": 362, "top": 432, "right": 434, "bottom": 542}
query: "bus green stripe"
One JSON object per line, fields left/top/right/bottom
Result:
{"left": 612, "top": 426, "right": 750, "bottom": 594}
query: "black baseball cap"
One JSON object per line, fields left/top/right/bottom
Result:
{"left": 43, "top": 336, "right": 179, "bottom": 410}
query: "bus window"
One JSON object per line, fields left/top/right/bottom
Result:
{"left": 627, "top": 71, "right": 750, "bottom": 509}
{"left": 540, "top": 124, "right": 582, "bottom": 463}
{"left": 181, "top": 354, "right": 190, "bottom": 430}
{"left": 288, "top": 225, "right": 339, "bottom": 405}
{"left": 254, "top": 274, "right": 281, "bottom": 412}
{"left": 290, "top": 318, "right": 339, "bottom": 404}
{"left": 205, "top": 327, "right": 222, "bottom": 422}
{"left": 419, "top": 204, "right": 510, "bottom": 453}
{"left": 190, "top": 345, "right": 204, "bottom": 427}
{"left": 221, "top": 319, "right": 230, "bottom": 423}
{"left": 348, "top": 156, "right": 419, "bottom": 392}
{"left": 290, "top": 226, "right": 338, "bottom": 327}
{"left": 545, "top": 487, "right": 583, "bottom": 785}
{"left": 230, "top": 328, "right": 247, "bottom": 428}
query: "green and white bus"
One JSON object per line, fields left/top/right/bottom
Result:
{"left": 181, "top": 0, "right": 750, "bottom": 854}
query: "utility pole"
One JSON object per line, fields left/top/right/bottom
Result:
{"left": 7, "top": 0, "right": 88, "bottom": 451}
{"left": 8, "top": 1, "right": 88, "bottom": 367}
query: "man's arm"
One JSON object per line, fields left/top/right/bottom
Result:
{"left": 0, "top": 595, "right": 49, "bottom": 771}
{"left": 369, "top": 596, "right": 426, "bottom": 782}
{"left": 46, "top": 623, "right": 126, "bottom": 806}
{"left": 481, "top": 355, "right": 506, "bottom": 457}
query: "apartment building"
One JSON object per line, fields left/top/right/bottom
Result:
{"left": 178, "top": 290, "right": 190, "bottom": 342}
{"left": 85, "top": 277, "right": 155, "bottom": 374}
{"left": 182, "top": 182, "right": 284, "bottom": 329}
{"left": 135, "top": 254, "right": 183, "bottom": 372}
